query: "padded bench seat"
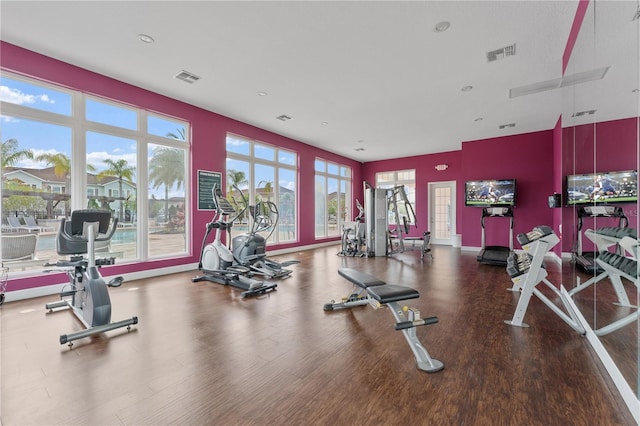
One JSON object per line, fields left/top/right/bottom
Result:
{"left": 338, "top": 268, "right": 386, "bottom": 288}
{"left": 367, "top": 284, "right": 420, "bottom": 303}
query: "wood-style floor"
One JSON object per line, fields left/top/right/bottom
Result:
{"left": 0, "top": 245, "right": 636, "bottom": 425}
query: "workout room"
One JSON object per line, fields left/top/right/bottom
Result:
{"left": 1, "top": 1, "right": 639, "bottom": 425}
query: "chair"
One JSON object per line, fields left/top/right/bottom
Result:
{"left": 5, "top": 216, "right": 29, "bottom": 232}
{"left": 24, "top": 215, "right": 53, "bottom": 232}
{"left": 1, "top": 233, "right": 46, "bottom": 270}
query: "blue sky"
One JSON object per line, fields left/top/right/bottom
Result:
{"left": 1, "top": 75, "right": 186, "bottom": 198}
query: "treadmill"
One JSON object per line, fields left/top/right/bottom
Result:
{"left": 575, "top": 205, "right": 628, "bottom": 273}
{"left": 477, "top": 207, "right": 514, "bottom": 266}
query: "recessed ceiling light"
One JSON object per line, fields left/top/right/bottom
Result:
{"left": 276, "top": 115, "right": 291, "bottom": 121}
{"left": 434, "top": 21, "right": 450, "bottom": 32}
{"left": 258, "top": 92, "right": 267, "bottom": 96}
{"left": 321, "top": 121, "right": 328, "bottom": 125}
{"left": 138, "top": 34, "right": 155, "bottom": 43}
{"left": 632, "top": 88, "right": 640, "bottom": 93}
{"left": 461, "top": 85, "right": 473, "bottom": 92}
{"left": 355, "top": 147, "right": 365, "bottom": 152}
{"left": 474, "top": 117, "right": 483, "bottom": 122}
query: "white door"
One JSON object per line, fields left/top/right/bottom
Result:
{"left": 428, "top": 181, "right": 456, "bottom": 245}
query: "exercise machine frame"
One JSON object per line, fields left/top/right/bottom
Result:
{"left": 45, "top": 210, "right": 138, "bottom": 347}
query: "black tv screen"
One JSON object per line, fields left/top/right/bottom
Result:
{"left": 465, "top": 179, "right": 516, "bottom": 207}
{"left": 566, "top": 170, "right": 638, "bottom": 205}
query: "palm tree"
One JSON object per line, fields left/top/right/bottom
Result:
{"left": 226, "top": 169, "right": 247, "bottom": 194}
{"left": 149, "top": 147, "right": 184, "bottom": 224}
{"left": 2, "top": 138, "right": 33, "bottom": 169}
{"left": 97, "top": 158, "right": 135, "bottom": 221}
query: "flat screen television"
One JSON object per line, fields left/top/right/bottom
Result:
{"left": 465, "top": 179, "right": 516, "bottom": 207}
{"left": 566, "top": 170, "right": 638, "bottom": 205}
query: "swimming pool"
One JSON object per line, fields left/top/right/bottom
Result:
{"left": 36, "top": 228, "right": 138, "bottom": 250}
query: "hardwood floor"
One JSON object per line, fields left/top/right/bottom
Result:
{"left": 0, "top": 245, "right": 636, "bottom": 425}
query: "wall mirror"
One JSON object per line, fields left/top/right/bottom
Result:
{"left": 562, "top": 0, "right": 640, "bottom": 407}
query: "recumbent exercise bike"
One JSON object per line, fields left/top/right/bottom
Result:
{"left": 45, "top": 209, "right": 138, "bottom": 347}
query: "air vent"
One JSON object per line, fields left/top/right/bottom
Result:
{"left": 498, "top": 123, "right": 516, "bottom": 129}
{"left": 487, "top": 43, "right": 516, "bottom": 62}
{"left": 571, "top": 109, "right": 597, "bottom": 117}
{"left": 276, "top": 115, "right": 292, "bottom": 121}
{"left": 175, "top": 70, "right": 201, "bottom": 84}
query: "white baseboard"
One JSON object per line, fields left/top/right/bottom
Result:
{"left": 4, "top": 242, "right": 339, "bottom": 302}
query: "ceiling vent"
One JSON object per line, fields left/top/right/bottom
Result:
{"left": 572, "top": 109, "right": 597, "bottom": 117}
{"left": 175, "top": 70, "right": 201, "bottom": 84}
{"left": 498, "top": 123, "right": 516, "bottom": 129}
{"left": 276, "top": 115, "right": 292, "bottom": 121}
{"left": 487, "top": 43, "right": 516, "bottom": 62}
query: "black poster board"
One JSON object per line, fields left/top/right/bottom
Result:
{"left": 197, "top": 170, "right": 222, "bottom": 211}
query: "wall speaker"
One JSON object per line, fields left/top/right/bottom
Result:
{"left": 548, "top": 194, "right": 562, "bottom": 208}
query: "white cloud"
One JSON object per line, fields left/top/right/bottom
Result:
{"left": 0, "top": 85, "right": 55, "bottom": 105}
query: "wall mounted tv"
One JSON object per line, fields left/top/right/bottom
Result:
{"left": 465, "top": 179, "right": 516, "bottom": 207}
{"left": 566, "top": 170, "right": 638, "bottom": 205}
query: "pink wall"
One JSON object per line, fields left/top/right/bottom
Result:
{"left": 460, "top": 131, "right": 555, "bottom": 248}
{"left": 362, "top": 150, "right": 462, "bottom": 238}
{"left": 1, "top": 42, "right": 361, "bottom": 292}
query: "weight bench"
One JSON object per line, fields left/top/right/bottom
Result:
{"left": 324, "top": 268, "right": 444, "bottom": 373}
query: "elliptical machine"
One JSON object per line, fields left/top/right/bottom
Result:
{"left": 228, "top": 185, "right": 299, "bottom": 278}
{"left": 192, "top": 184, "right": 277, "bottom": 297}
{"left": 338, "top": 199, "right": 366, "bottom": 257}
{"left": 45, "top": 209, "right": 138, "bottom": 347}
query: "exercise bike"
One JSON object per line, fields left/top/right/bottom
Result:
{"left": 228, "top": 185, "right": 299, "bottom": 278}
{"left": 338, "top": 199, "right": 366, "bottom": 257}
{"left": 192, "top": 184, "right": 277, "bottom": 297}
{"left": 45, "top": 209, "right": 138, "bottom": 347}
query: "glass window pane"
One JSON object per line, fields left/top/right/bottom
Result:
{"left": 327, "top": 178, "right": 339, "bottom": 236}
{"left": 278, "top": 149, "right": 296, "bottom": 166}
{"left": 227, "top": 135, "right": 250, "bottom": 155}
{"left": 255, "top": 144, "right": 275, "bottom": 161}
{"left": 255, "top": 164, "right": 276, "bottom": 243}
{"left": 340, "top": 180, "right": 351, "bottom": 223}
{"left": 87, "top": 131, "right": 138, "bottom": 259}
{"left": 278, "top": 168, "right": 296, "bottom": 242}
{"left": 148, "top": 143, "right": 187, "bottom": 258}
{"left": 0, "top": 76, "right": 72, "bottom": 116}
{"left": 315, "top": 175, "right": 326, "bottom": 237}
{"left": 148, "top": 115, "right": 187, "bottom": 141}
{"left": 327, "top": 163, "right": 339, "bottom": 175}
{"left": 1, "top": 117, "right": 72, "bottom": 273}
{"left": 86, "top": 98, "right": 137, "bottom": 130}
{"left": 226, "top": 159, "right": 250, "bottom": 241}
{"left": 315, "top": 159, "right": 325, "bottom": 172}
{"left": 340, "top": 166, "right": 351, "bottom": 177}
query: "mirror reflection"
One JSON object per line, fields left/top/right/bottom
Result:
{"left": 562, "top": 0, "right": 639, "bottom": 398}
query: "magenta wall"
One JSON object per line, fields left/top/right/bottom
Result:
{"left": 561, "top": 117, "right": 639, "bottom": 252}
{"left": 460, "top": 131, "right": 555, "bottom": 248}
{"left": 362, "top": 150, "right": 462, "bottom": 238}
{"left": 1, "top": 42, "right": 362, "bottom": 291}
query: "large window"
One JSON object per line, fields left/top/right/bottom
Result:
{"left": 375, "top": 169, "right": 416, "bottom": 225}
{"left": 226, "top": 134, "right": 297, "bottom": 244}
{"left": 0, "top": 72, "right": 190, "bottom": 274}
{"left": 315, "top": 159, "right": 351, "bottom": 238}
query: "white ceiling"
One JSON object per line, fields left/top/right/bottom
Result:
{"left": 1, "top": 1, "right": 637, "bottom": 162}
